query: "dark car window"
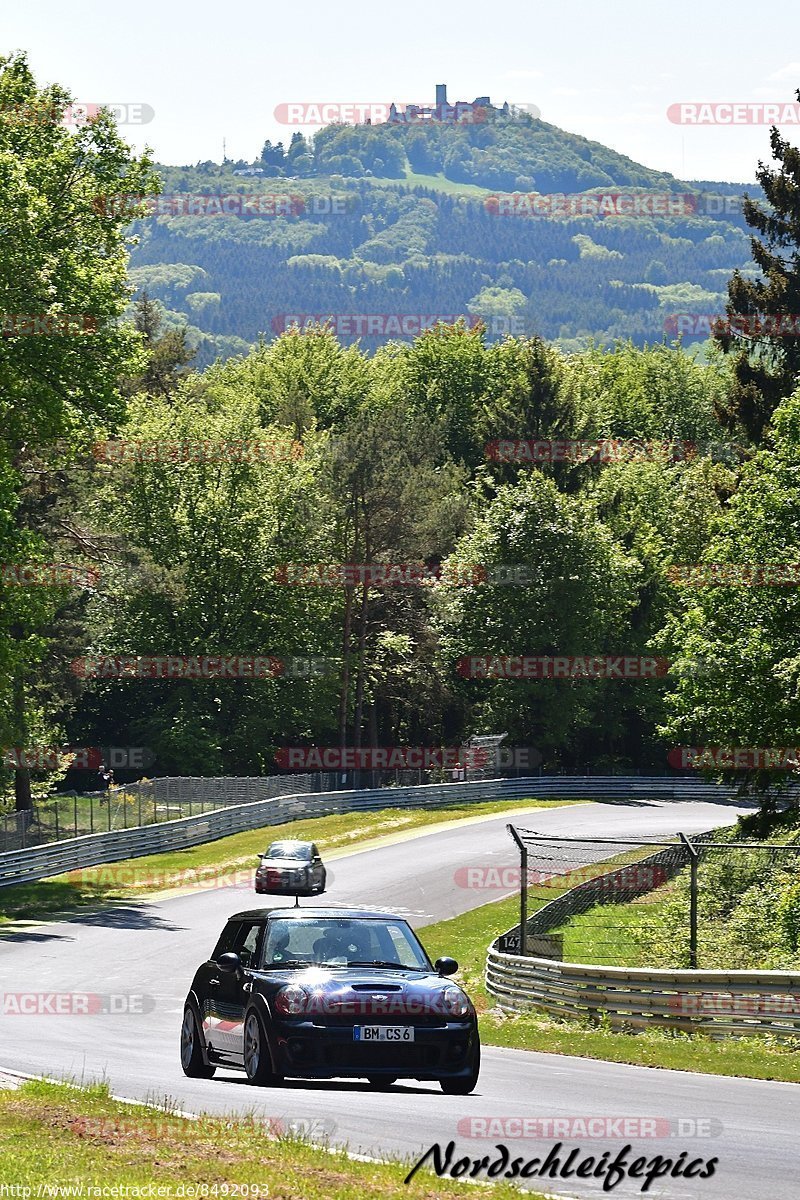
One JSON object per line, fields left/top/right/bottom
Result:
{"left": 211, "top": 921, "right": 240, "bottom": 960}
{"left": 234, "top": 922, "right": 263, "bottom": 968}
{"left": 260, "top": 917, "right": 428, "bottom": 968}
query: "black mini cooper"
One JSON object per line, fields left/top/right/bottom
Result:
{"left": 180, "top": 907, "right": 480, "bottom": 1094}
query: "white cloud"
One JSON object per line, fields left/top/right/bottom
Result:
{"left": 767, "top": 63, "right": 800, "bottom": 82}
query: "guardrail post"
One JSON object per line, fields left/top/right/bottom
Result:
{"left": 679, "top": 833, "right": 699, "bottom": 969}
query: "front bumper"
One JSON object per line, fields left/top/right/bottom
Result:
{"left": 255, "top": 874, "right": 318, "bottom": 895}
{"left": 271, "top": 1017, "right": 478, "bottom": 1080}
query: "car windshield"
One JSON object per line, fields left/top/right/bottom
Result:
{"left": 265, "top": 843, "right": 311, "bottom": 860}
{"left": 260, "top": 917, "right": 430, "bottom": 970}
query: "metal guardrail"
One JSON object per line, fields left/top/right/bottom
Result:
{"left": 514, "top": 778, "right": 747, "bottom": 801}
{"left": 486, "top": 835, "right": 800, "bottom": 1038}
{"left": 0, "top": 773, "right": 751, "bottom": 891}
{"left": 0, "top": 775, "right": 541, "bottom": 890}
{"left": 485, "top": 951, "right": 800, "bottom": 1038}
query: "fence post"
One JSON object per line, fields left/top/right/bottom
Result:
{"left": 89, "top": 793, "right": 93, "bottom": 835}
{"left": 74, "top": 793, "right": 78, "bottom": 839}
{"left": 507, "top": 824, "right": 528, "bottom": 957}
{"left": 679, "top": 833, "right": 699, "bottom": 969}
{"left": 138, "top": 786, "right": 143, "bottom": 828}
{"left": 54, "top": 797, "right": 59, "bottom": 841}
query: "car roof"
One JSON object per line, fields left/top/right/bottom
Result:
{"left": 227, "top": 906, "right": 402, "bottom": 922}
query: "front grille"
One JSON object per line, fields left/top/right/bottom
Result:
{"left": 311, "top": 1013, "right": 446, "bottom": 1028}
{"left": 283, "top": 1033, "right": 471, "bottom": 1072}
{"left": 321, "top": 1041, "right": 445, "bottom": 1070}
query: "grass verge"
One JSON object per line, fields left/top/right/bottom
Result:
{"left": 420, "top": 890, "right": 800, "bottom": 1083}
{"left": 0, "top": 1078, "right": 548, "bottom": 1198}
{"left": 0, "top": 798, "right": 578, "bottom": 928}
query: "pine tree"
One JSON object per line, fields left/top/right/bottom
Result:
{"left": 715, "top": 94, "right": 800, "bottom": 442}
{"left": 121, "top": 293, "right": 195, "bottom": 398}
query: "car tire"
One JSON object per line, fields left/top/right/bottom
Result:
{"left": 243, "top": 1008, "right": 282, "bottom": 1087}
{"left": 180, "top": 1005, "right": 215, "bottom": 1079}
{"left": 439, "top": 1046, "right": 480, "bottom": 1095}
{"left": 366, "top": 1076, "right": 397, "bottom": 1089}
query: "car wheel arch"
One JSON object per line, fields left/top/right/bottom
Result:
{"left": 182, "top": 993, "right": 213, "bottom": 1068}
{"left": 245, "top": 996, "right": 281, "bottom": 1074}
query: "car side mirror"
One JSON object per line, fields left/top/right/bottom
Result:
{"left": 434, "top": 957, "right": 458, "bottom": 976}
{"left": 217, "top": 951, "right": 241, "bottom": 974}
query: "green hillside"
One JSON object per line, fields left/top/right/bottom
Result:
{"left": 125, "top": 113, "right": 757, "bottom": 365}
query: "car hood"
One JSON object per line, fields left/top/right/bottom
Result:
{"left": 253, "top": 967, "right": 472, "bottom": 1017}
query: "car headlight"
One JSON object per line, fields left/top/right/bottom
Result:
{"left": 441, "top": 986, "right": 471, "bottom": 1017}
{"left": 275, "top": 984, "right": 309, "bottom": 1016}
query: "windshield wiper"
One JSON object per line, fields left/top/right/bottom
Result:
{"left": 262, "top": 959, "right": 315, "bottom": 969}
{"left": 346, "top": 960, "right": 413, "bottom": 969}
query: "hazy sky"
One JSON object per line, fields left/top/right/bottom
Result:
{"left": 3, "top": 0, "right": 798, "bottom": 183}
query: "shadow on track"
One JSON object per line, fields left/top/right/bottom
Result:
{"left": 67, "top": 904, "right": 186, "bottom": 932}
{"left": 213, "top": 1073, "right": 438, "bottom": 1096}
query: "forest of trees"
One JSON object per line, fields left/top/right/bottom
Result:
{"left": 128, "top": 163, "right": 753, "bottom": 366}
{"left": 3, "top": 52, "right": 800, "bottom": 808}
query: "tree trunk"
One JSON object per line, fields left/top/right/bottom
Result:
{"left": 337, "top": 585, "right": 354, "bottom": 751}
{"left": 352, "top": 582, "right": 369, "bottom": 750}
{"left": 368, "top": 700, "right": 379, "bottom": 789}
{"left": 12, "top": 675, "right": 32, "bottom": 811}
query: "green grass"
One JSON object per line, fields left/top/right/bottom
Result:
{"left": 552, "top": 892, "right": 668, "bottom": 967}
{"left": 419, "top": 889, "right": 800, "bottom": 1082}
{"left": 0, "top": 1078, "right": 548, "bottom": 1198}
{"left": 0, "top": 797, "right": 579, "bottom": 928}
{"left": 366, "top": 167, "right": 492, "bottom": 197}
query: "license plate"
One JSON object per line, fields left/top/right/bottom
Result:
{"left": 354, "top": 1025, "right": 415, "bottom": 1042}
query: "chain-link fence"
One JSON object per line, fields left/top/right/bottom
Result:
{"left": 0, "top": 758, "right": 528, "bottom": 853}
{"left": 503, "top": 826, "right": 800, "bottom": 971}
{"left": 0, "top": 774, "right": 322, "bottom": 852}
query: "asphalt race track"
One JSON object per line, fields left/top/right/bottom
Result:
{"left": 2, "top": 796, "right": 797, "bottom": 1200}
